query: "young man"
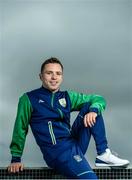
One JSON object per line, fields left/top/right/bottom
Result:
{"left": 8, "top": 57, "right": 129, "bottom": 179}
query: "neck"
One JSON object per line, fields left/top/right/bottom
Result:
{"left": 42, "top": 85, "right": 59, "bottom": 93}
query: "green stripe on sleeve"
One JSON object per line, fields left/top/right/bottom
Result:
{"left": 10, "top": 93, "right": 33, "bottom": 157}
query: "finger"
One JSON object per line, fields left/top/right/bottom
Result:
{"left": 7, "top": 166, "right": 11, "bottom": 173}
{"left": 92, "top": 115, "right": 96, "bottom": 123}
{"left": 90, "top": 113, "right": 97, "bottom": 126}
{"left": 10, "top": 165, "right": 13, "bottom": 173}
{"left": 93, "top": 113, "right": 97, "bottom": 123}
{"left": 13, "top": 165, "right": 17, "bottom": 173}
{"left": 88, "top": 114, "right": 93, "bottom": 127}
{"left": 20, "top": 164, "right": 24, "bottom": 171}
{"left": 85, "top": 115, "right": 91, "bottom": 127}
{"left": 90, "top": 114, "right": 96, "bottom": 127}
{"left": 10, "top": 165, "right": 14, "bottom": 173}
{"left": 85, "top": 114, "right": 92, "bottom": 127}
{"left": 91, "top": 116, "right": 95, "bottom": 126}
{"left": 16, "top": 165, "right": 20, "bottom": 172}
{"left": 86, "top": 114, "right": 91, "bottom": 127}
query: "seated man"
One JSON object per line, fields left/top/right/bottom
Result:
{"left": 8, "top": 57, "right": 129, "bottom": 179}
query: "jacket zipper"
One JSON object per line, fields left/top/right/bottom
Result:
{"left": 51, "top": 93, "right": 55, "bottom": 107}
{"left": 57, "top": 108, "right": 63, "bottom": 119}
{"left": 48, "top": 121, "right": 56, "bottom": 145}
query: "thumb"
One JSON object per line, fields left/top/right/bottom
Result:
{"left": 20, "top": 164, "right": 24, "bottom": 171}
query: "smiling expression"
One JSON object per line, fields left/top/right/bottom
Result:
{"left": 39, "top": 63, "right": 63, "bottom": 92}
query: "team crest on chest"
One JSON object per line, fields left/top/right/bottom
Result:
{"left": 73, "top": 155, "right": 82, "bottom": 162}
{"left": 59, "top": 98, "right": 66, "bottom": 107}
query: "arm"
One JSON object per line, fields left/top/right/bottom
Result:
{"left": 8, "top": 93, "right": 32, "bottom": 173}
{"left": 67, "top": 90, "right": 106, "bottom": 114}
{"left": 67, "top": 90, "right": 106, "bottom": 127}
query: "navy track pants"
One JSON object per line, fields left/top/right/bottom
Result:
{"left": 50, "top": 103, "right": 108, "bottom": 179}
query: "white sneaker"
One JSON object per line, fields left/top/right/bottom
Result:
{"left": 95, "top": 149, "right": 130, "bottom": 167}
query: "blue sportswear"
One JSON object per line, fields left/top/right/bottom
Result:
{"left": 10, "top": 86, "right": 106, "bottom": 165}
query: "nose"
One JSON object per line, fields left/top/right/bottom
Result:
{"left": 51, "top": 73, "right": 57, "bottom": 79}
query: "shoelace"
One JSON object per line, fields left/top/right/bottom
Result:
{"left": 111, "top": 150, "right": 119, "bottom": 157}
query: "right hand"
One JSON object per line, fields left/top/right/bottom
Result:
{"left": 84, "top": 112, "right": 97, "bottom": 127}
{"left": 8, "top": 163, "right": 24, "bottom": 173}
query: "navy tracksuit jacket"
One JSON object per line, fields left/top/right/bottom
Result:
{"left": 10, "top": 86, "right": 108, "bottom": 179}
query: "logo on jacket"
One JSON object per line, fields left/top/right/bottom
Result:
{"left": 73, "top": 155, "right": 82, "bottom": 162}
{"left": 59, "top": 98, "right": 66, "bottom": 107}
{"left": 39, "top": 99, "right": 45, "bottom": 103}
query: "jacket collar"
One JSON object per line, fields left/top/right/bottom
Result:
{"left": 40, "top": 86, "right": 60, "bottom": 94}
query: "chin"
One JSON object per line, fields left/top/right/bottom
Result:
{"left": 51, "top": 88, "right": 59, "bottom": 92}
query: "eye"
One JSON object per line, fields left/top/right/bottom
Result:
{"left": 46, "top": 71, "right": 52, "bottom": 75}
{"left": 57, "top": 72, "right": 62, "bottom": 76}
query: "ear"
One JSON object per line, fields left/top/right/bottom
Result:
{"left": 39, "top": 73, "right": 42, "bottom": 80}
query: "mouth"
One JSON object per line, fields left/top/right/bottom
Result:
{"left": 50, "top": 82, "right": 58, "bottom": 86}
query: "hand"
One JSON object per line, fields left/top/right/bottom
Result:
{"left": 84, "top": 112, "right": 97, "bottom": 127}
{"left": 8, "top": 163, "right": 24, "bottom": 173}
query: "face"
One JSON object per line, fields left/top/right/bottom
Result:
{"left": 40, "top": 63, "right": 63, "bottom": 92}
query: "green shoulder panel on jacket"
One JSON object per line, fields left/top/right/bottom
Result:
{"left": 10, "top": 93, "right": 33, "bottom": 157}
{"left": 67, "top": 90, "right": 106, "bottom": 114}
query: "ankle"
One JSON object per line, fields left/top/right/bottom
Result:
{"left": 97, "top": 148, "right": 108, "bottom": 155}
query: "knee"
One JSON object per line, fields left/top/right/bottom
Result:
{"left": 79, "top": 102, "right": 91, "bottom": 115}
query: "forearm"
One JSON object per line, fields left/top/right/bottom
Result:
{"left": 10, "top": 93, "right": 32, "bottom": 163}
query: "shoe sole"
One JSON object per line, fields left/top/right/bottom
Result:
{"left": 95, "top": 163, "right": 129, "bottom": 168}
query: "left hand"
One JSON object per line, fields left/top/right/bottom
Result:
{"left": 84, "top": 112, "right": 97, "bottom": 127}
{"left": 8, "top": 163, "right": 24, "bottom": 173}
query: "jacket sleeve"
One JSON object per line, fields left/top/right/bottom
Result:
{"left": 67, "top": 90, "right": 106, "bottom": 114}
{"left": 10, "top": 93, "right": 32, "bottom": 162}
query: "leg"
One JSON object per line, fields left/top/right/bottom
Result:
{"left": 71, "top": 103, "right": 108, "bottom": 155}
{"left": 90, "top": 114, "right": 108, "bottom": 154}
{"left": 72, "top": 103, "right": 129, "bottom": 168}
{"left": 53, "top": 144, "right": 98, "bottom": 179}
